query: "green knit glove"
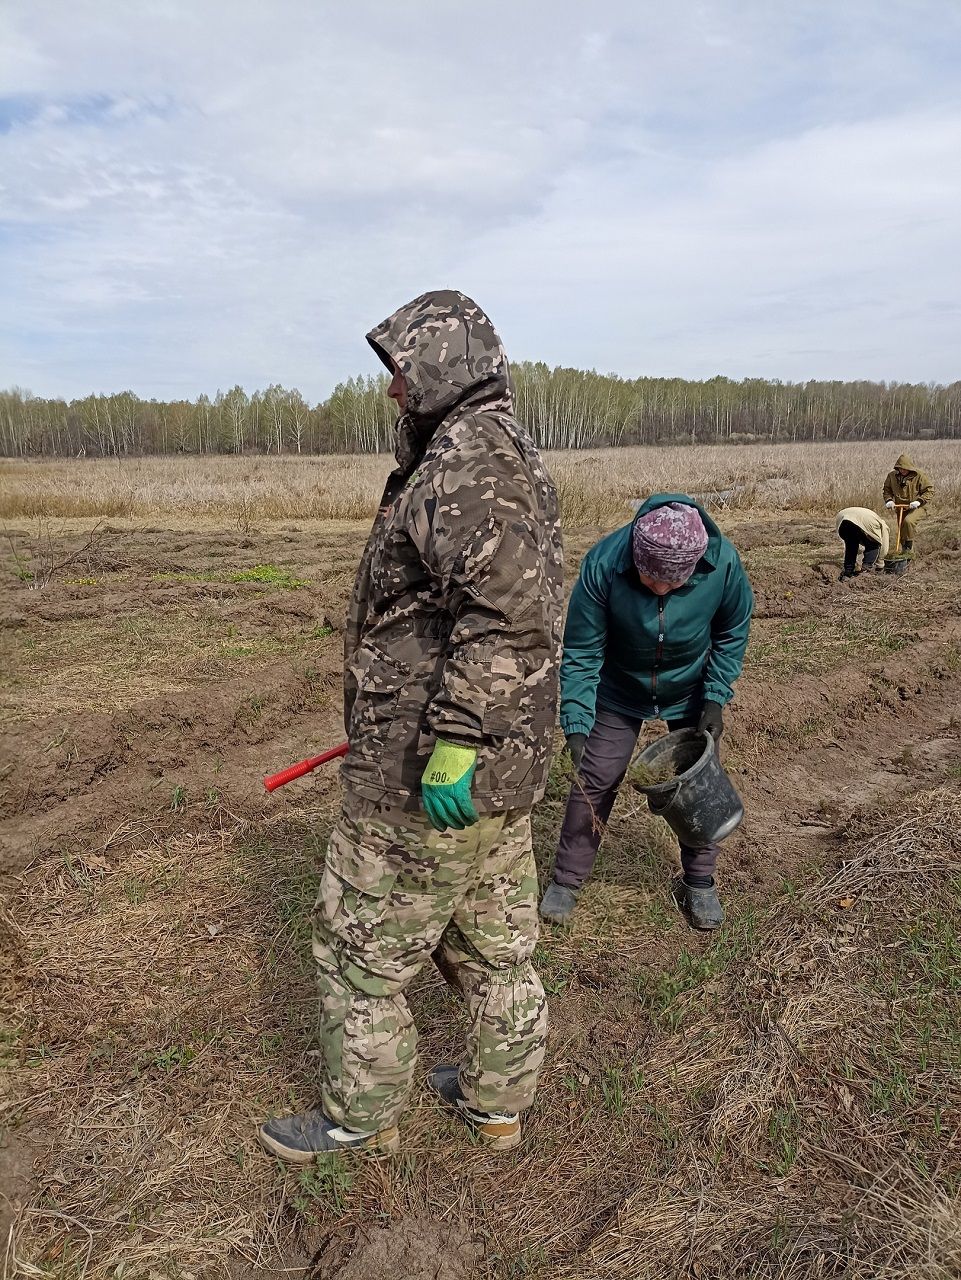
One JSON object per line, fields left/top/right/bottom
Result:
{"left": 421, "top": 740, "right": 479, "bottom": 832}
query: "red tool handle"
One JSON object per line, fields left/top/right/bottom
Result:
{"left": 264, "top": 742, "right": 349, "bottom": 792}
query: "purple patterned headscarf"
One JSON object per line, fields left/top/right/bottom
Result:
{"left": 632, "top": 502, "right": 708, "bottom": 583}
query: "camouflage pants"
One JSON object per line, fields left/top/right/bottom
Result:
{"left": 312, "top": 795, "right": 547, "bottom": 1131}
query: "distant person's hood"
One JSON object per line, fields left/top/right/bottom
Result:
{"left": 893, "top": 453, "right": 917, "bottom": 474}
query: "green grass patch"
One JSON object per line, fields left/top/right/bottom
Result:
{"left": 636, "top": 910, "right": 758, "bottom": 1029}
{"left": 598, "top": 1062, "right": 647, "bottom": 1115}
{"left": 0, "top": 1025, "right": 20, "bottom": 1069}
{"left": 860, "top": 889, "right": 961, "bottom": 1157}
{"left": 153, "top": 568, "right": 219, "bottom": 583}
{"left": 228, "top": 563, "right": 307, "bottom": 588}
{"left": 152, "top": 562, "right": 308, "bottom": 588}
{"left": 765, "top": 1103, "right": 801, "bottom": 1175}
{"left": 291, "top": 1157, "right": 356, "bottom": 1217}
{"left": 122, "top": 863, "right": 185, "bottom": 904}
{"left": 748, "top": 614, "right": 914, "bottom": 677}
{"left": 151, "top": 1043, "right": 199, "bottom": 1072}
{"left": 532, "top": 944, "right": 573, "bottom": 995}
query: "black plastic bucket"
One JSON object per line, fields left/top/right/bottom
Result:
{"left": 628, "top": 728, "right": 744, "bottom": 846}
{"left": 885, "top": 558, "right": 909, "bottom": 576}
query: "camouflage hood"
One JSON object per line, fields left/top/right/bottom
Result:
{"left": 894, "top": 453, "right": 917, "bottom": 474}
{"left": 367, "top": 290, "right": 512, "bottom": 429}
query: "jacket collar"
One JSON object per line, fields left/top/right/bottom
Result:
{"left": 392, "top": 379, "right": 512, "bottom": 477}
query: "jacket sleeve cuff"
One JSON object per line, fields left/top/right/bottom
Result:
{"left": 432, "top": 731, "right": 481, "bottom": 749}
{"left": 426, "top": 721, "right": 484, "bottom": 749}
{"left": 561, "top": 717, "right": 595, "bottom": 738}
{"left": 701, "top": 684, "right": 733, "bottom": 707}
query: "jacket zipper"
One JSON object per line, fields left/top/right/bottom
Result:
{"left": 651, "top": 596, "right": 665, "bottom": 717}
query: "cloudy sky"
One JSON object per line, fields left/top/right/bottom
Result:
{"left": 2, "top": 1, "right": 960, "bottom": 401}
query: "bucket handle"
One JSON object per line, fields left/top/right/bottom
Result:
{"left": 647, "top": 781, "right": 681, "bottom": 814}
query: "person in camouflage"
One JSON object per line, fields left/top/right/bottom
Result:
{"left": 259, "top": 290, "right": 564, "bottom": 1161}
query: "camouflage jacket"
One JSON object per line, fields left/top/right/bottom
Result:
{"left": 340, "top": 290, "right": 564, "bottom": 813}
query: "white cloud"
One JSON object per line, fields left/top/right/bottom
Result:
{"left": 0, "top": 0, "right": 959, "bottom": 397}
{"left": 461, "top": 107, "right": 961, "bottom": 382}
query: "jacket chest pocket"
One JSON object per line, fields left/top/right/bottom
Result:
{"left": 369, "top": 521, "right": 425, "bottom": 601}
{"left": 347, "top": 645, "right": 411, "bottom": 759}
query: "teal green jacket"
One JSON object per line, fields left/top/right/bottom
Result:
{"left": 560, "top": 494, "right": 754, "bottom": 735}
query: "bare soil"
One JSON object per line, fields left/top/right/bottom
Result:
{"left": 3, "top": 508, "right": 961, "bottom": 1279}
{"left": 310, "top": 1217, "right": 483, "bottom": 1280}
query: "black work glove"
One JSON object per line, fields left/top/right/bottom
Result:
{"left": 698, "top": 701, "right": 724, "bottom": 743}
{"left": 565, "top": 732, "right": 588, "bottom": 770}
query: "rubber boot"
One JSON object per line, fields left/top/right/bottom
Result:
{"left": 674, "top": 879, "right": 725, "bottom": 930}
{"left": 539, "top": 880, "right": 580, "bottom": 925}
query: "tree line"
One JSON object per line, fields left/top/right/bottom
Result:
{"left": 2, "top": 364, "right": 959, "bottom": 457}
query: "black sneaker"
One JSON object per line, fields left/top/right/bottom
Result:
{"left": 258, "top": 1110, "right": 399, "bottom": 1163}
{"left": 427, "top": 1065, "right": 521, "bottom": 1150}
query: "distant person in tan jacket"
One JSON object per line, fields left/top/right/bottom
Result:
{"left": 836, "top": 507, "right": 889, "bottom": 580}
{"left": 883, "top": 453, "right": 933, "bottom": 553}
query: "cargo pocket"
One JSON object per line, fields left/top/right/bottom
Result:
{"left": 478, "top": 649, "right": 540, "bottom": 795}
{"left": 315, "top": 824, "right": 400, "bottom": 969}
{"left": 483, "top": 649, "right": 527, "bottom": 737}
{"left": 346, "top": 646, "right": 410, "bottom": 763}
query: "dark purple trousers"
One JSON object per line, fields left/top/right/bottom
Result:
{"left": 553, "top": 705, "right": 720, "bottom": 889}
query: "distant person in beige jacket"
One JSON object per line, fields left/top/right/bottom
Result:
{"left": 836, "top": 507, "right": 889, "bottom": 580}
{"left": 883, "top": 452, "right": 933, "bottom": 553}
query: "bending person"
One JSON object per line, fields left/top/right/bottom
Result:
{"left": 883, "top": 453, "right": 933, "bottom": 553}
{"left": 836, "top": 506, "right": 889, "bottom": 579}
{"left": 540, "top": 496, "right": 752, "bottom": 931}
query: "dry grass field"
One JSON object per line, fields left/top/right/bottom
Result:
{"left": 2, "top": 444, "right": 961, "bottom": 1280}
{"left": 3, "top": 440, "right": 961, "bottom": 527}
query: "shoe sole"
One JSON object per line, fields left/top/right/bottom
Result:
{"left": 257, "top": 1125, "right": 400, "bottom": 1162}
{"left": 476, "top": 1124, "right": 522, "bottom": 1151}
